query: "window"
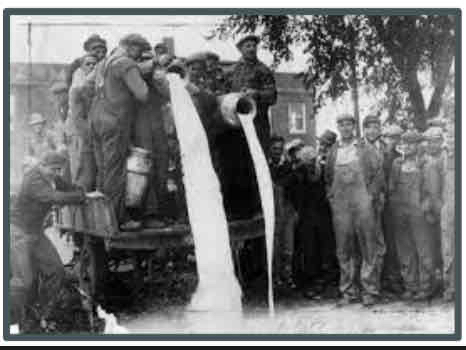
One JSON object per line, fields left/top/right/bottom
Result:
{"left": 288, "top": 102, "right": 306, "bottom": 134}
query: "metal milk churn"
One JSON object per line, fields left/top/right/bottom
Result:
{"left": 125, "top": 146, "right": 153, "bottom": 208}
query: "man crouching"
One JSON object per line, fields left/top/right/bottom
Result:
{"left": 9, "top": 151, "right": 86, "bottom": 332}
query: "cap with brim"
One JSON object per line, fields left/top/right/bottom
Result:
{"left": 40, "top": 151, "right": 68, "bottom": 167}
{"left": 423, "top": 127, "right": 444, "bottom": 140}
{"left": 154, "top": 43, "right": 168, "bottom": 51}
{"left": 186, "top": 52, "right": 206, "bottom": 66}
{"left": 296, "top": 146, "right": 317, "bottom": 163}
{"left": 120, "top": 34, "right": 151, "bottom": 52}
{"left": 29, "top": 113, "right": 46, "bottom": 125}
{"left": 427, "top": 117, "right": 447, "bottom": 128}
{"left": 336, "top": 113, "right": 356, "bottom": 124}
{"left": 383, "top": 124, "right": 403, "bottom": 137}
{"left": 363, "top": 114, "right": 381, "bottom": 127}
{"left": 204, "top": 51, "right": 220, "bottom": 61}
{"left": 167, "top": 59, "right": 186, "bottom": 77}
{"left": 50, "top": 81, "right": 68, "bottom": 94}
{"left": 319, "top": 130, "right": 337, "bottom": 144}
{"left": 236, "top": 35, "right": 260, "bottom": 49}
{"left": 285, "top": 139, "right": 305, "bottom": 153}
{"left": 83, "top": 34, "right": 107, "bottom": 52}
{"left": 401, "top": 131, "right": 422, "bottom": 144}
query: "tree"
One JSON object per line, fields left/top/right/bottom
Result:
{"left": 218, "top": 14, "right": 456, "bottom": 130}
{"left": 369, "top": 15, "right": 456, "bottom": 129}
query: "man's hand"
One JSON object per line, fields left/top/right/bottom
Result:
{"left": 185, "top": 82, "right": 200, "bottom": 95}
{"left": 241, "top": 88, "right": 259, "bottom": 99}
{"left": 138, "top": 59, "right": 155, "bottom": 75}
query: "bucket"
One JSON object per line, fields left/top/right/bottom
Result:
{"left": 85, "top": 196, "right": 118, "bottom": 236}
{"left": 57, "top": 204, "right": 86, "bottom": 232}
{"left": 217, "top": 93, "right": 257, "bottom": 129}
{"left": 125, "top": 147, "right": 153, "bottom": 208}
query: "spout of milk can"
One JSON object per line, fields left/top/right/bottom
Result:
{"left": 216, "top": 93, "right": 257, "bottom": 129}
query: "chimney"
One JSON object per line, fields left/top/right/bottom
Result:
{"left": 162, "top": 37, "right": 175, "bottom": 56}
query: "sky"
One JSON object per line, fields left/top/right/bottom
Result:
{"left": 9, "top": 15, "right": 438, "bottom": 137}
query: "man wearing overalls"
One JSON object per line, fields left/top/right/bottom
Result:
{"left": 380, "top": 124, "right": 405, "bottom": 295}
{"left": 325, "top": 113, "right": 386, "bottom": 307}
{"left": 89, "top": 34, "right": 151, "bottom": 231}
{"left": 388, "top": 130, "right": 437, "bottom": 301}
{"left": 422, "top": 126, "right": 446, "bottom": 296}
{"left": 441, "top": 121, "right": 455, "bottom": 302}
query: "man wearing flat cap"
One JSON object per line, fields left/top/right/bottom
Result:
{"left": 24, "top": 113, "right": 59, "bottom": 172}
{"left": 10, "top": 151, "right": 86, "bottom": 331}
{"left": 362, "top": 114, "right": 405, "bottom": 295}
{"left": 203, "top": 51, "right": 227, "bottom": 96}
{"left": 325, "top": 113, "right": 385, "bottom": 307}
{"left": 66, "top": 34, "right": 108, "bottom": 90}
{"left": 225, "top": 34, "right": 277, "bottom": 151}
{"left": 441, "top": 122, "right": 455, "bottom": 302}
{"left": 213, "top": 35, "right": 276, "bottom": 221}
{"left": 422, "top": 126, "right": 446, "bottom": 294}
{"left": 379, "top": 123, "right": 405, "bottom": 295}
{"left": 88, "top": 33, "right": 152, "bottom": 231}
{"left": 388, "top": 130, "right": 438, "bottom": 301}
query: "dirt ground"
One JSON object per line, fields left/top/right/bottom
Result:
{"left": 117, "top": 295, "right": 455, "bottom": 335}
{"left": 42, "top": 230, "right": 455, "bottom": 336}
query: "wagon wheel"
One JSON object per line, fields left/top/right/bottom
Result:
{"left": 79, "top": 236, "right": 107, "bottom": 329}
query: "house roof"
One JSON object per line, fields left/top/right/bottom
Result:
{"left": 10, "top": 15, "right": 309, "bottom": 73}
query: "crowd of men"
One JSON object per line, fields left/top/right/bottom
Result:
{"left": 10, "top": 31, "right": 456, "bottom": 332}
{"left": 268, "top": 113, "right": 455, "bottom": 307}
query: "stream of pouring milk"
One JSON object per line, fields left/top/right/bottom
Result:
{"left": 166, "top": 74, "right": 275, "bottom": 323}
{"left": 237, "top": 115, "right": 275, "bottom": 316}
{"left": 166, "top": 74, "right": 243, "bottom": 314}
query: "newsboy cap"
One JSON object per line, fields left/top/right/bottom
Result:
{"left": 40, "top": 151, "right": 68, "bottom": 167}
{"left": 383, "top": 124, "right": 404, "bottom": 137}
{"left": 423, "top": 127, "right": 444, "bottom": 140}
{"left": 83, "top": 34, "right": 107, "bottom": 52}
{"left": 336, "top": 113, "right": 356, "bottom": 124}
{"left": 363, "top": 114, "right": 381, "bottom": 128}
{"left": 154, "top": 42, "right": 168, "bottom": 52}
{"left": 427, "top": 117, "right": 447, "bottom": 128}
{"left": 236, "top": 35, "right": 260, "bottom": 49}
{"left": 319, "top": 130, "right": 337, "bottom": 145}
{"left": 401, "top": 130, "right": 423, "bottom": 144}
{"left": 204, "top": 51, "right": 220, "bottom": 61}
{"left": 119, "top": 34, "right": 151, "bottom": 51}
{"left": 186, "top": 52, "right": 207, "bottom": 66}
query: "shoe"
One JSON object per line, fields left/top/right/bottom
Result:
{"left": 119, "top": 220, "right": 142, "bottom": 231}
{"left": 401, "top": 290, "right": 416, "bottom": 301}
{"left": 336, "top": 295, "right": 353, "bottom": 308}
{"left": 143, "top": 218, "right": 168, "bottom": 229}
{"left": 443, "top": 291, "right": 455, "bottom": 303}
{"left": 412, "top": 291, "right": 432, "bottom": 302}
{"left": 303, "top": 289, "right": 318, "bottom": 299}
{"left": 362, "top": 294, "right": 377, "bottom": 307}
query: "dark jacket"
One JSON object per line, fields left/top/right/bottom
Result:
{"left": 10, "top": 167, "right": 84, "bottom": 234}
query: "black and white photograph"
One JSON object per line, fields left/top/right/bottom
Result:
{"left": 5, "top": 10, "right": 460, "bottom": 339}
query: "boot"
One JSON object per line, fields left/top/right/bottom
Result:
{"left": 362, "top": 294, "right": 378, "bottom": 307}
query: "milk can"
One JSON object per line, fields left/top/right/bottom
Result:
{"left": 217, "top": 93, "right": 257, "bottom": 128}
{"left": 125, "top": 147, "right": 153, "bottom": 208}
